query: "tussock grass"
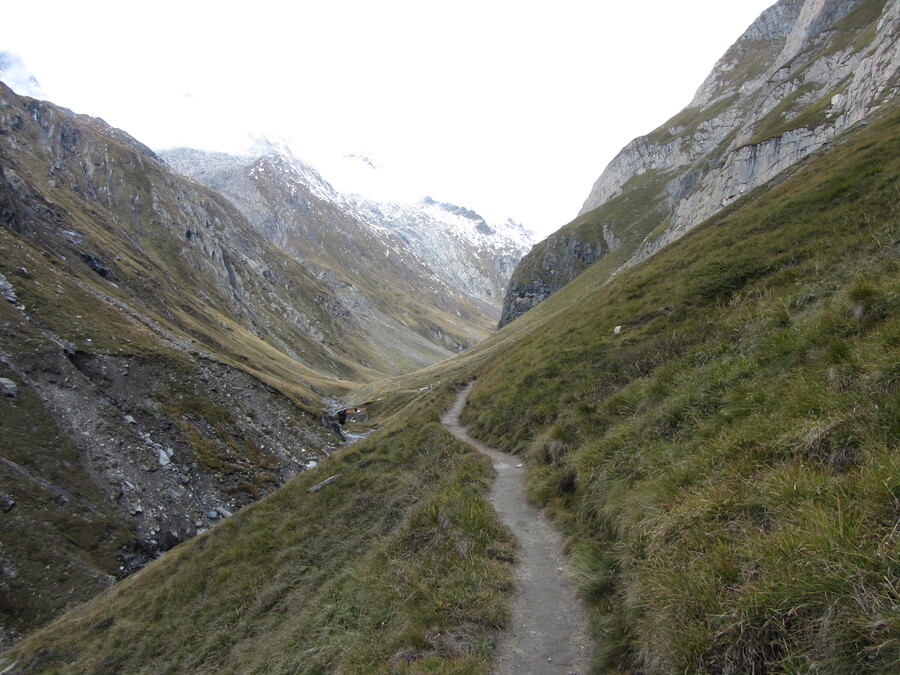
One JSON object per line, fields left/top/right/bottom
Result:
{"left": 458, "top": 104, "right": 900, "bottom": 672}
{"left": 3, "top": 384, "right": 515, "bottom": 673}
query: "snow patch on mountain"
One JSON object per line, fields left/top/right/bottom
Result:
{"left": 346, "top": 194, "right": 535, "bottom": 306}
{"left": 246, "top": 136, "right": 340, "bottom": 204}
{"left": 166, "top": 137, "right": 534, "bottom": 309}
{"left": 0, "top": 52, "right": 46, "bottom": 100}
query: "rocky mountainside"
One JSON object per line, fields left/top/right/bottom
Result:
{"left": 162, "top": 143, "right": 532, "bottom": 322}
{"left": 161, "top": 143, "right": 496, "bottom": 361}
{"left": 0, "top": 82, "right": 392, "bottom": 648}
{"left": 501, "top": 0, "right": 900, "bottom": 325}
{"left": 0, "top": 76, "right": 524, "bottom": 647}
{"left": 346, "top": 195, "right": 534, "bottom": 311}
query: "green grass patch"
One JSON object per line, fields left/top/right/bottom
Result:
{"left": 4, "top": 384, "right": 515, "bottom": 673}
{"left": 458, "top": 103, "right": 900, "bottom": 672}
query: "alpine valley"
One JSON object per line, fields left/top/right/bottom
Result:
{"left": 2, "top": 0, "right": 900, "bottom": 673}
{"left": 0, "top": 74, "right": 532, "bottom": 650}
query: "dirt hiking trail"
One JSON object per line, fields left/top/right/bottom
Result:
{"left": 441, "top": 382, "right": 590, "bottom": 674}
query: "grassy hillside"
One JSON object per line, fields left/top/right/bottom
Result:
{"left": 458, "top": 105, "right": 900, "bottom": 671}
{"left": 3, "top": 88, "right": 897, "bottom": 675}
{"left": 0, "top": 84, "right": 377, "bottom": 645}
{"left": 1, "top": 384, "right": 514, "bottom": 674}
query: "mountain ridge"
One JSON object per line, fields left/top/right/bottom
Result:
{"left": 500, "top": 0, "right": 899, "bottom": 326}
{"left": 0, "top": 82, "right": 404, "bottom": 648}
{"left": 162, "top": 143, "right": 534, "bottom": 311}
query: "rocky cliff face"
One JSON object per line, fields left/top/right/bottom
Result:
{"left": 501, "top": 0, "right": 900, "bottom": 325}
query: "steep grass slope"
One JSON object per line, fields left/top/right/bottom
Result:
{"left": 460, "top": 104, "right": 900, "bottom": 671}
{"left": 1, "top": 385, "right": 514, "bottom": 674}
{"left": 3, "top": 66, "right": 898, "bottom": 675}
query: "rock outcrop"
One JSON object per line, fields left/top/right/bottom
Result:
{"left": 501, "top": 0, "right": 900, "bottom": 325}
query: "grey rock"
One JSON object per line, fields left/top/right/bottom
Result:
{"left": 0, "top": 272, "right": 17, "bottom": 304}
{"left": 79, "top": 251, "right": 111, "bottom": 279}
{"left": 0, "top": 493, "right": 15, "bottom": 512}
{"left": 499, "top": 236, "right": 602, "bottom": 326}
{"left": 0, "top": 378, "right": 17, "bottom": 398}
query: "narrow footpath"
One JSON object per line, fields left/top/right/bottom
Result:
{"left": 441, "top": 382, "right": 590, "bottom": 675}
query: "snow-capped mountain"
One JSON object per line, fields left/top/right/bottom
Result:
{"left": 0, "top": 51, "right": 46, "bottom": 99}
{"left": 347, "top": 195, "right": 535, "bottom": 307}
{"left": 308, "top": 148, "right": 536, "bottom": 307}
{"left": 161, "top": 141, "right": 500, "bottom": 369}
{"left": 164, "top": 139, "right": 534, "bottom": 314}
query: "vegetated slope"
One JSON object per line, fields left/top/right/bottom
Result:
{"left": 161, "top": 143, "right": 496, "bottom": 366}
{"left": 460, "top": 104, "right": 900, "bottom": 672}
{"left": 3, "top": 90, "right": 896, "bottom": 675}
{"left": 1, "top": 385, "right": 515, "bottom": 674}
{"left": 501, "top": 0, "right": 900, "bottom": 325}
{"left": 0, "top": 82, "right": 380, "bottom": 648}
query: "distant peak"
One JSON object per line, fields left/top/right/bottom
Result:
{"left": 342, "top": 153, "right": 383, "bottom": 171}
{"left": 0, "top": 51, "right": 46, "bottom": 99}
{"left": 248, "top": 136, "right": 277, "bottom": 157}
{"left": 422, "top": 197, "right": 487, "bottom": 225}
{"left": 246, "top": 135, "right": 305, "bottom": 161}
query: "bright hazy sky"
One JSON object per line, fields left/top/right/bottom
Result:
{"left": 2, "top": 0, "right": 775, "bottom": 236}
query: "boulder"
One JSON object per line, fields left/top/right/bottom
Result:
{"left": 0, "top": 378, "right": 18, "bottom": 398}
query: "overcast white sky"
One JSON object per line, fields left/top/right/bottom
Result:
{"left": 2, "top": 0, "right": 774, "bottom": 236}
